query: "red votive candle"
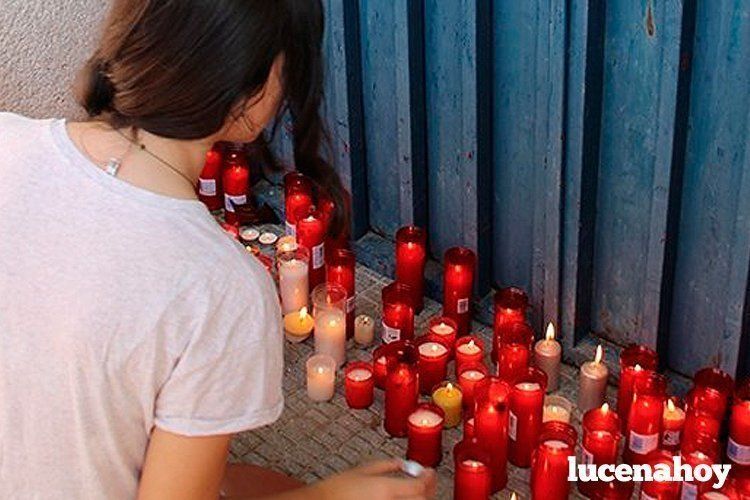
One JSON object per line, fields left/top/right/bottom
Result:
{"left": 508, "top": 366, "right": 548, "bottom": 468}
{"left": 372, "top": 345, "right": 389, "bottom": 390}
{"left": 473, "top": 376, "right": 511, "bottom": 493}
{"left": 381, "top": 282, "right": 415, "bottom": 343}
{"left": 463, "top": 417, "right": 475, "bottom": 440}
{"left": 427, "top": 316, "right": 458, "bottom": 357}
{"left": 222, "top": 144, "right": 249, "bottom": 226}
{"left": 383, "top": 341, "right": 419, "bottom": 437}
{"left": 284, "top": 172, "right": 313, "bottom": 236}
{"left": 590, "top": 478, "right": 634, "bottom": 499}
{"left": 579, "top": 403, "right": 621, "bottom": 497}
{"left": 326, "top": 248, "right": 356, "bottom": 339}
{"left": 454, "top": 438, "right": 492, "bottom": 500}
{"left": 640, "top": 449, "right": 681, "bottom": 500}
{"left": 661, "top": 397, "right": 686, "bottom": 453}
{"left": 443, "top": 247, "right": 476, "bottom": 336}
{"left": 492, "top": 287, "right": 529, "bottom": 362}
{"left": 530, "top": 421, "right": 577, "bottom": 500}
{"left": 407, "top": 403, "right": 445, "bottom": 467}
{"left": 681, "top": 432, "right": 720, "bottom": 499}
{"left": 693, "top": 367, "right": 734, "bottom": 418}
{"left": 295, "top": 205, "right": 326, "bottom": 289}
{"left": 344, "top": 361, "right": 374, "bottom": 409}
{"left": 396, "top": 226, "right": 427, "bottom": 313}
{"left": 728, "top": 379, "right": 750, "bottom": 472}
{"left": 624, "top": 371, "right": 666, "bottom": 464}
{"left": 683, "top": 409, "right": 721, "bottom": 453}
{"left": 457, "top": 362, "right": 488, "bottom": 416}
{"left": 496, "top": 322, "right": 533, "bottom": 383}
{"left": 617, "top": 344, "right": 658, "bottom": 430}
{"left": 318, "top": 193, "right": 347, "bottom": 261}
{"left": 197, "top": 143, "right": 224, "bottom": 211}
{"left": 455, "top": 335, "right": 485, "bottom": 375}
{"left": 416, "top": 336, "right": 450, "bottom": 394}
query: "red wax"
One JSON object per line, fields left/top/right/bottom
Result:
{"left": 416, "top": 336, "right": 450, "bottom": 395}
{"left": 693, "top": 367, "right": 734, "bottom": 418}
{"left": 295, "top": 205, "right": 326, "bottom": 289}
{"left": 682, "top": 409, "right": 721, "bottom": 452}
{"left": 495, "top": 321, "right": 533, "bottom": 382}
{"left": 530, "top": 421, "right": 577, "bottom": 500}
{"left": 344, "top": 361, "right": 374, "bottom": 409}
{"left": 624, "top": 372, "right": 666, "bottom": 464}
{"left": 473, "top": 376, "right": 511, "bottom": 493}
{"left": 381, "top": 282, "right": 415, "bottom": 343}
{"left": 681, "top": 433, "right": 720, "bottom": 499}
{"left": 383, "top": 341, "right": 419, "bottom": 437}
{"left": 197, "top": 143, "right": 224, "bottom": 211}
{"left": 508, "top": 367, "right": 548, "bottom": 468}
{"left": 579, "top": 405, "right": 621, "bottom": 497}
{"left": 453, "top": 439, "right": 492, "bottom": 500}
{"left": 640, "top": 449, "right": 680, "bottom": 500}
{"left": 491, "top": 287, "right": 529, "bottom": 362}
{"left": 406, "top": 403, "right": 445, "bottom": 467}
{"left": 395, "top": 226, "right": 427, "bottom": 313}
{"left": 326, "top": 248, "right": 356, "bottom": 339}
{"left": 284, "top": 172, "right": 313, "bottom": 236}
{"left": 372, "top": 345, "right": 389, "bottom": 390}
{"left": 455, "top": 336, "right": 485, "bottom": 375}
{"left": 463, "top": 417, "right": 475, "bottom": 440}
{"left": 686, "top": 384, "right": 729, "bottom": 423}
{"left": 427, "top": 316, "right": 458, "bottom": 357}
{"left": 661, "top": 397, "right": 686, "bottom": 453}
{"left": 457, "top": 363, "right": 488, "bottom": 416}
{"left": 729, "top": 380, "right": 750, "bottom": 472}
{"left": 590, "top": 479, "right": 634, "bottom": 499}
{"left": 617, "top": 344, "right": 658, "bottom": 430}
{"left": 222, "top": 145, "right": 249, "bottom": 226}
{"left": 318, "top": 193, "right": 348, "bottom": 261}
{"left": 442, "top": 247, "right": 476, "bottom": 336}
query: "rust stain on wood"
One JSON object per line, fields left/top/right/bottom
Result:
{"left": 645, "top": 1, "right": 656, "bottom": 37}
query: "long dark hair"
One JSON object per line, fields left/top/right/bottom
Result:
{"left": 77, "top": 0, "right": 348, "bottom": 236}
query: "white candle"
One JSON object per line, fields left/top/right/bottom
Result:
{"left": 354, "top": 314, "right": 375, "bottom": 346}
{"left": 460, "top": 369, "right": 485, "bottom": 382}
{"left": 543, "top": 405, "right": 571, "bottom": 423}
{"left": 534, "top": 322, "right": 562, "bottom": 392}
{"left": 456, "top": 340, "right": 481, "bottom": 355}
{"left": 408, "top": 408, "right": 443, "bottom": 427}
{"left": 278, "top": 257, "right": 309, "bottom": 314}
{"left": 418, "top": 342, "right": 448, "bottom": 358}
{"left": 579, "top": 344, "right": 609, "bottom": 412}
{"left": 314, "top": 308, "right": 346, "bottom": 366}
{"left": 430, "top": 321, "right": 455, "bottom": 338}
{"left": 306, "top": 354, "right": 336, "bottom": 401}
{"left": 347, "top": 367, "right": 373, "bottom": 382}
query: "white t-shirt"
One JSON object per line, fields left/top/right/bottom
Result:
{"left": 0, "top": 113, "right": 284, "bottom": 499}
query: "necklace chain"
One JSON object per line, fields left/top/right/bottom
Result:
{"left": 114, "top": 128, "right": 196, "bottom": 190}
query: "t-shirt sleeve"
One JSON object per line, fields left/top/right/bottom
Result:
{"left": 153, "top": 269, "right": 284, "bottom": 437}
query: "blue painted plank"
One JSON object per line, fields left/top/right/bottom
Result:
{"left": 668, "top": 0, "right": 750, "bottom": 375}
{"left": 591, "top": 0, "right": 683, "bottom": 347}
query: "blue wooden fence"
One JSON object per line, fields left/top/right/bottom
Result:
{"left": 274, "top": 0, "right": 750, "bottom": 378}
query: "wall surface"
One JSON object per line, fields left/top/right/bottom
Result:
{"left": 0, "top": 0, "right": 108, "bottom": 118}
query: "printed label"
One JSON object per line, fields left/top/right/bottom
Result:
{"left": 581, "top": 446, "right": 594, "bottom": 465}
{"left": 346, "top": 295, "right": 356, "bottom": 313}
{"left": 728, "top": 437, "right": 750, "bottom": 465}
{"left": 629, "top": 430, "right": 659, "bottom": 455}
{"left": 663, "top": 429, "right": 681, "bottom": 447}
{"left": 680, "top": 482, "right": 697, "bottom": 500}
{"left": 312, "top": 243, "right": 325, "bottom": 269}
{"left": 285, "top": 220, "right": 296, "bottom": 237}
{"left": 457, "top": 298, "right": 469, "bottom": 314}
{"left": 508, "top": 411, "right": 518, "bottom": 441}
{"left": 198, "top": 178, "right": 216, "bottom": 196}
{"left": 382, "top": 322, "right": 401, "bottom": 344}
{"left": 224, "top": 194, "right": 247, "bottom": 212}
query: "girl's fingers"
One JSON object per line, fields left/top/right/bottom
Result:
{"left": 355, "top": 458, "right": 403, "bottom": 476}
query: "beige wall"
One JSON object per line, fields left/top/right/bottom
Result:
{"left": 0, "top": 0, "right": 109, "bottom": 118}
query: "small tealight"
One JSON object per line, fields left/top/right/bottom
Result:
{"left": 240, "top": 227, "right": 260, "bottom": 243}
{"left": 259, "top": 232, "right": 279, "bottom": 245}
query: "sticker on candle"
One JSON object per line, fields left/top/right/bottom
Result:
{"left": 382, "top": 322, "right": 401, "bottom": 343}
{"left": 457, "top": 298, "right": 469, "bottom": 314}
{"left": 728, "top": 438, "right": 750, "bottom": 465}
{"left": 508, "top": 411, "right": 518, "bottom": 441}
{"left": 312, "top": 243, "right": 325, "bottom": 269}
{"left": 628, "top": 430, "right": 659, "bottom": 455}
{"left": 199, "top": 179, "right": 216, "bottom": 196}
{"left": 346, "top": 295, "right": 356, "bottom": 313}
{"left": 224, "top": 194, "right": 246, "bottom": 212}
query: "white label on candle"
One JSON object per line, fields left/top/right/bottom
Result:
{"left": 457, "top": 298, "right": 469, "bottom": 314}
{"left": 199, "top": 178, "right": 216, "bottom": 196}
{"left": 663, "top": 429, "right": 681, "bottom": 447}
{"left": 681, "top": 482, "right": 697, "bottom": 500}
{"left": 382, "top": 322, "right": 401, "bottom": 343}
{"left": 581, "top": 446, "right": 594, "bottom": 465}
{"left": 285, "top": 220, "right": 296, "bottom": 237}
{"left": 701, "top": 493, "right": 730, "bottom": 500}
{"left": 728, "top": 437, "right": 750, "bottom": 465}
{"left": 224, "top": 194, "right": 247, "bottom": 212}
{"left": 346, "top": 295, "right": 356, "bottom": 313}
{"left": 312, "top": 243, "right": 325, "bottom": 269}
{"left": 628, "top": 430, "right": 659, "bottom": 455}
{"left": 508, "top": 411, "right": 517, "bottom": 441}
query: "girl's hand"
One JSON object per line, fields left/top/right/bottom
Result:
{"left": 312, "top": 459, "right": 437, "bottom": 500}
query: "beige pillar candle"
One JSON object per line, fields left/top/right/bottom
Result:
{"left": 306, "top": 354, "right": 336, "bottom": 402}
{"left": 354, "top": 314, "right": 375, "bottom": 346}
{"left": 578, "top": 344, "right": 609, "bottom": 413}
{"left": 534, "top": 322, "right": 562, "bottom": 392}
{"left": 542, "top": 394, "right": 573, "bottom": 423}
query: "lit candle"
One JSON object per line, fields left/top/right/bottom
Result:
{"left": 534, "top": 322, "right": 562, "bottom": 392}
{"left": 326, "top": 248, "right": 356, "bottom": 338}
{"left": 457, "top": 363, "right": 488, "bottom": 415}
{"left": 406, "top": 403, "right": 445, "bottom": 467}
{"left": 728, "top": 379, "right": 750, "bottom": 471}
{"left": 693, "top": 367, "right": 734, "bottom": 418}
{"left": 384, "top": 341, "right": 419, "bottom": 437}
{"left": 617, "top": 344, "right": 658, "bottom": 430}
{"left": 463, "top": 417, "right": 475, "bottom": 440}
{"left": 312, "top": 283, "right": 347, "bottom": 367}
{"left": 283, "top": 172, "right": 312, "bottom": 237}
{"left": 417, "top": 339, "right": 450, "bottom": 395}
{"left": 508, "top": 367, "right": 548, "bottom": 468}
{"left": 661, "top": 397, "right": 686, "bottom": 452}
{"left": 222, "top": 145, "right": 249, "bottom": 226}
{"left": 624, "top": 372, "right": 666, "bottom": 464}
{"left": 543, "top": 395, "right": 573, "bottom": 423}
{"left": 579, "top": 344, "right": 609, "bottom": 412}
{"left": 442, "top": 247, "right": 476, "bottom": 336}
{"left": 474, "top": 376, "right": 511, "bottom": 493}
{"left": 681, "top": 433, "right": 720, "bottom": 499}
{"left": 432, "top": 382, "right": 463, "bottom": 428}
{"left": 354, "top": 314, "right": 375, "bottom": 346}
{"left": 239, "top": 226, "right": 260, "bottom": 244}
{"left": 455, "top": 336, "right": 484, "bottom": 374}
{"left": 395, "top": 226, "right": 427, "bottom": 313}
{"left": 277, "top": 248, "right": 310, "bottom": 315}
{"left": 283, "top": 306, "right": 314, "bottom": 343}
{"left": 306, "top": 354, "right": 336, "bottom": 402}
{"left": 453, "top": 439, "right": 492, "bottom": 500}
{"left": 579, "top": 403, "right": 621, "bottom": 497}
{"left": 640, "top": 449, "right": 681, "bottom": 499}
{"left": 197, "top": 144, "right": 224, "bottom": 211}
{"left": 530, "top": 422, "right": 577, "bottom": 500}
{"left": 295, "top": 206, "right": 326, "bottom": 289}
{"left": 276, "top": 234, "right": 298, "bottom": 253}
{"left": 381, "top": 282, "right": 415, "bottom": 343}
{"left": 496, "top": 322, "right": 532, "bottom": 383}
{"left": 492, "top": 287, "right": 529, "bottom": 362}
{"left": 427, "top": 316, "right": 458, "bottom": 355}
{"left": 344, "top": 362, "right": 374, "bottom": 409}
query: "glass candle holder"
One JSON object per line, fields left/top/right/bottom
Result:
{"left": 473, "top": 376, "right": 511, "bottom": 493}
{"left": 222, "top": 145, "right": 249, "bottom": 226}
{"left": 416, "top": 336, "right": 450, "bottom": 395}
{"left": 681, "top": 432, "right": 720, "bottom": 499}
{"left": 427, "top": 316, "right": 458, "bottom": 356}
{"left": 492, "top": 286, "right": 529, "bottom": 361}
{"left": 295, "top": 205, "right": 326, "bottom": 289}
{"left": 463, "top": 417, "right": 475, "bottom": 440}
{"left": 372, "top": 344, "right": 389, "bottom": 389}
{"left": 407, "top": 402, "right": 445, "bottom": 467}
{"left": 312, "top": 283, "right": 347, "bottom": 367}
{"left": 624, "top": 371, "right": 667, "bottom": 464}
{"left": 344, "top": 361, "right": 374, "bottom": 409}
{"left": 198, "top": 143, "right": 224, "bottom": 211}
{"left": 508, "top": 366, "right": 548, "bottom": 468}
{"left": 530, "top": 421, "right": 577, "bottom": 500}
{"left": 454, "top": 438, "right": 493, "bottom": 500}
{"left": 306, "top": 354, "right": 336, "bottom": 402}
{"left": 543, "top": 394, "right": 574, "bottom": 423}
{"left": 496, "top": 322, "right": 533, "bottom": 383}
{"left": 693, "top": 367, "right": 734, "bottom": 417}
{"left": 442, "top": 247, "right": 476, "bottom": 336}
{"left": 579, "top": 403, "right": 621, "bottom": 497}
{"left": 277, "top": 247, "right": 310, "bottom": 315}
{"left": 729, "top": 379, "right": 750, "bottom": 472}
{"left": 455, "top": 335, "right": 485, "bottom": 374}
{"left": 457, "top": 362, "right": 489, "bottom": 416}
{"left": 640, "top": 449, "right": 681, "bottom": 499}
{"left": 284, "top": 172, "right": 313, "bottom": 236}
{"left": 617, "top": 344, "right": 658, "bottom": 429}
{"left": 381, "top": 282, "right": 415, "bottom": 343}
{"left": 683, "top": 407, "right": 721, "bottom": 453}
{"left": 326, "top": 248, "right": 356, "bottom": 339}
{"left": 383, "top": 341, "right": 419, "bottom": 437}
{"left": 396, "top": 226, "right": 427, "bottom": 313}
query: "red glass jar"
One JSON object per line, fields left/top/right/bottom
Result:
{"left": 683, "top": 409, "right": 722, "bottom": 453}
{"left": 372, "top": 344, "right": 389, "bottom": 390}
{"left": 415, "top": 336, "right": 450, "bottom": 395}
{"left": 406, "top": 402, "right": 445, "bottom": 467}
{"left": 381, "top": 282, "right": 415, "bottom": 343}
{"left": 442, "top": 247, "right": 476, "bottom": 336}
{"left": 197, "top": 143, "right": 224, "bottom": 211}
{"left": 617, "top": 344, "right": 658, "bottom": 429}
{"left": 681, "top": 432, "right": 720, "bottom": 499}
{"left": 318, "top": 192, "right": 347, "bottom": 260}
{"left": 492, "top": 287, "right": 529, "bottom": 361}
{"left": 455, "top": 335, "right": 485, "bottom": 374}
{"left": 453, "top": 439, "right": 492, "bottom": 500}
{"left": 640, "top": 449, "right": 681, "bottom": 500}
{"left": 395, "top": 226, "right": 427, "bottom": 313}
{"left": 427, "top": 316, "right": 458, "bottom": 356}
{"left": 729, "top": 379, "right": 750, "bottom": 472}
{"left": 383, "top": 341, "right": 419, "bottom": 437}
{"left": 222, "top": 144, "right": 249, "bottom": 226}
{"left": 579, "top": 403, "right": 621, "bottom": 497}
{"left": 590, "top": 479, "right": 634, "bottom": 499}
{"left": 508, "top": 366, "right": 548, "bottom": 468}
{"left": 463, "top": 417, "right": 475, "bottom": 440}
{"left": 344, "top": 361, "right": 374, "bottom": 409}
{"left": 284, "top": 172, "right": 313, "bottom": 236}
{"left": 624, "top": 372, "right": 667, "bottom": 464}
{"left": 530, "top": 421, "right": 577, "bottom": 500}
{"left": 326, "top": 248, "right": 356, "bottom": 339}
{"left": 496, "top": 322, "right": 533, "bottom": 383}
{"left": 473, "top": 376, "right": 511, "bottom": 493}
{"left": 457, "top": 362, "right": 488, "bottom": 416}
{"left": 693, "top": 367, "right": 734, "bottom": 418}
{"left": 295, "top": 205, "right": 326, "bottom": 289}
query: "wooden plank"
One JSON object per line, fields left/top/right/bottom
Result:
{"left": 590, "top": 0, "right": 683, "bottom": 348}
{"left": 668, "top": 0, "right": 750, "bottom": 375}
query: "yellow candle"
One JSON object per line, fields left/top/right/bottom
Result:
{"left": 432, "top": 382, "right": 462, "bottom": 428}
{"left": 283, "top": 306, "right": 314, "bottom": 342}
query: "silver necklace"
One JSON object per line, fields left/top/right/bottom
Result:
{"left": 114, "top": 128, "right": 196, "bottom": 190}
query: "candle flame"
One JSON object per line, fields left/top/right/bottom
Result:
{"left": 329, "top": 319, "right": 338, "bottom": 327}
{"left": 316, "top": 367, "right": 324, "bottom": 374}
{"left": 446, "top": 382, "right": 454, "bottom": 391}
{"left": 468, "top": 340, "right": 476, "bottom": 349}
{"left": 601, "top": 402, "right": 609, "bottom": 413}
{"left": 634, "top": 363, "right": 643, "bottom": 372}
{"left": 545, "top": 322, "right": 555, "bottom": 341}
{"left": 300, "top": 307, "right": 308, "bottom": 319}
{"left": 420, "top": 419, "right": 428, "bottom": 426}
{"left": 510, "top": 493, "right": 517, "bottom": 500}
{"left": 594, "top": 344, "right": 603, "bottom": 364}
{"left": 431, "top": 344, "right": 439, "bottom": 352}
{"left": 667, "top": 399, "right": 676, "bottom": 412}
